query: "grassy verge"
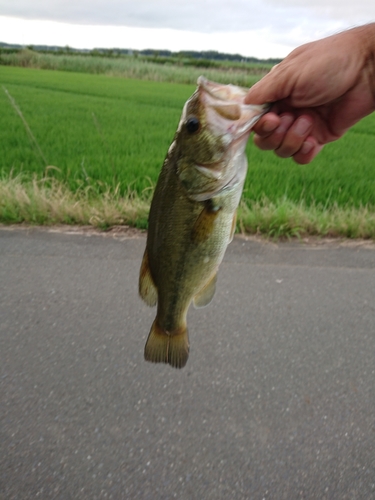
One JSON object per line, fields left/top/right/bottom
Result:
{"left": 238, "top": 199, "right": 375, "bottom": 239}
{"left": 2, "top": 174, "right": 375, "bottom": 239}
{"left": 0, "top": 174, "right": 150, "bottom": 230}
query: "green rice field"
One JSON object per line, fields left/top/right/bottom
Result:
{"left": 1, "top": 64, "right": 375, "bottom": 237}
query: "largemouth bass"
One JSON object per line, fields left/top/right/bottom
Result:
{"left": 139, "top": 76, "right": 267, "bottom": 368}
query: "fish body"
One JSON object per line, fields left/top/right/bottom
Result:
{"left": 139, "top": 77, "right": 267, "bottom": 368}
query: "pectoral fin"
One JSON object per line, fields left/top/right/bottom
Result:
{"left": 139, "top": 250, "right": 158, "bottom": 306}
{"left": 191, "top": 201, "right": 221, "bottom": 244}
{"left": 193, "top": 273, "right": 217, "bottom": 308}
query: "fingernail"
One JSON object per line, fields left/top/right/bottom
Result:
{"left": 295, "top": 117, "right": 312, "bottom": 137}
{"left": 301, "top": 141, "right": 314, "bottom": 155}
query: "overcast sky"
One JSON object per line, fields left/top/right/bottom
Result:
{"left": 0, "top": 1, "right": 374, "bottom": 58}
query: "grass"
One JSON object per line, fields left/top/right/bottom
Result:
{"left": 0, "top": 173, "right": 151, "bottom": 230}
{"left": 0, "top": 66, "right": 186, "bottom": 194}
{"left": 2, "top": 174, "right": 375, "bottom": 239}
{"left": 0, "top": 49, "right": 266, "bottom": 87}
{"left": 1, "top": 64, "right": 375, "bottom": 238}
{"left": 238, "top": 198, "right": 375, "bottom": 239}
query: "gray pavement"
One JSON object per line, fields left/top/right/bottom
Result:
{"left": 1, "top": 227, "right": 375, "bottom": 500}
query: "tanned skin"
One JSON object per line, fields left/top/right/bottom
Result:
{"left": 245, "top": 24, "right": 375, "bottom": 164}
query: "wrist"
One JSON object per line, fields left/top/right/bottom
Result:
{"left": 355, "top": 23, "right": 375, "bottom": 107}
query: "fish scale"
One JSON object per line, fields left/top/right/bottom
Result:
{"left": 139, "top": 76, "right": 267, "bottom": 368}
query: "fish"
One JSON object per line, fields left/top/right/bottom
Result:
{"left": 139, "top": 76, "right": 268, "bottom": 368}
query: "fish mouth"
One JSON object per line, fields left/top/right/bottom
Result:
{"left": 193, "top": 79, "right": 266, "bottom": 183}
{"left": 185, "top": 78, "right": 269, "bottom": 202}
{"left": 197, "top": 76, "right": 269, "bottom": 140}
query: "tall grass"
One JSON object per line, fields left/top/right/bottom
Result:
{"left": 238, "top": 198, "right": 375, "bottom": 239}
{"left": 0, "top": 49, "right": 266, "bottom": 87}
{"left": 0, "top": 173, "right": 150, "bottom": 229}
{"left": 2, "top": 173, "right": 375, "bottom": 238}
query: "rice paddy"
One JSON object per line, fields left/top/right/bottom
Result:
{"left": 1, "top": 63, "right": 375, "bottom": 238}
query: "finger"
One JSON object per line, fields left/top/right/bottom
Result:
{"left": 293, "top": 139, "right": 324, "bottom": 165}
{"left": 253, "top": 113, "right": 294, "bottom": 151}
{"left": 274, "top": 116, "right": 313, "bottom": 158}
{"left": 252, "top": 112, "right": 280, "bottom": 137}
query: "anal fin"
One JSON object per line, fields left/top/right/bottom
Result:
{"left": 139, "top": 249, "right": 158, "bottom": 306}
{"left": 229, "top": 210, "right": 237, "bottom": 243}
{"left": 193, "top": 273, "right": 217, "bottom": 308}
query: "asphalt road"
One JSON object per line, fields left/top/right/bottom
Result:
{"left": 1, "top": 227, "right": 375, "bottom": 500}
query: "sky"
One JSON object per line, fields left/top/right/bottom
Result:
{"left": 0, "top": 1, "right": 375, "bottom": 59}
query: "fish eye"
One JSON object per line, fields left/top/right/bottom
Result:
{"left": 185, "top": 116, "right": 200, "bottom": 134}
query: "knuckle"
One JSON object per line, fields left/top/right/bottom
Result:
{"left": 256, "top": 137, "right": 281, "bottom": 151}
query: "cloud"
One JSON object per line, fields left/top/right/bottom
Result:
{"left": 0, "top": 16, "right": 294, "bottom": 58}
{"left": 0, "top": 0, "right": 374, "bottom": 58}
{"left": 266, "top": 0, "right": 375, "bottom": 25}
{"left": 0, "top": 0, "right": 343, "bottom": 32}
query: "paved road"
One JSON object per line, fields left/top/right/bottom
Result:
{"left": 1, "top": 227, "right": 375, "bottom": 499}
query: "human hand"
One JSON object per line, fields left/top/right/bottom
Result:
{"left": 245, "top": 24, "right": 375, "bottom": 164}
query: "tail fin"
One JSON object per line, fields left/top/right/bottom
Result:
{"left": 144, "top": 319, "right": 189, "bottom": 369}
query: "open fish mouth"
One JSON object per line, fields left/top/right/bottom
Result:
{"left": 177, "top": 77, "right": 269, "bottom": 202}
{"left": 192, "top": 77, "right": 268, "bottom": 182}
{"left": 197, "top": 76, "right": 269, "bottom": 140}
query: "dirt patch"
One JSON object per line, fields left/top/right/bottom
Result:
{"left": 2, "top": 223, "right": 375, "bottom": 248}
{"left": 0, "top": 223, "right": 146, "bottom": 239}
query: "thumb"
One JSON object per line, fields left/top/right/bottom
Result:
{"left": 244, "top": 80, "right": 270, "bottom": 105}
{"left": 245, "top": 64, "right": 288, "bottom": 105}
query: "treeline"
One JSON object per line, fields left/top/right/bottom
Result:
{"left": 0, "top": 42, "right": 281, "bottom": 65}
{"left": 133, "top": 48, "right": 281, "bottom": 65}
